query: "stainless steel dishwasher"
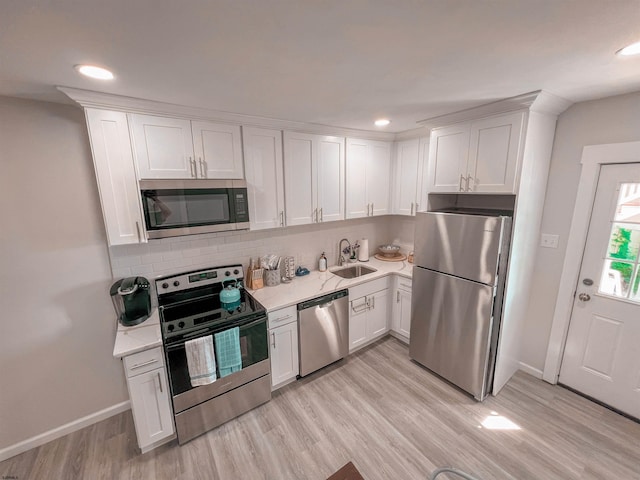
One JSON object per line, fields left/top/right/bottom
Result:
{"left": 297, "top": 289, "right": 349, "bottom": 377}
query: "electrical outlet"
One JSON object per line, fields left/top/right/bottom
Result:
{"left": 540, "top": 233, "right": 559, "bottom": 249}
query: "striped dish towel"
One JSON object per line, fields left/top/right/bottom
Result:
{"left": 185, "top": 335, "right": 217, "bottom": 386}
{"left": 214, "top": 327, "right": 242, "bottom": 377}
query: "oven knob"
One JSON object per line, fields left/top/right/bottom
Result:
{"left": 233, "top": 269, "right": 239, "bottom": 275}
{"left": 178, "top": 321, "right": 185, "bottom": 328}
{"left": 173, "top": 280, "right": 180, "bottom": 287}
{"left": 167, "top": 324, "right": 174, "bottom": 332}
{"left": 225, "top": 271, "right": 231, "bottom": 276}
{"left": 162, "top": 282, "right": 169, "bottom": 289}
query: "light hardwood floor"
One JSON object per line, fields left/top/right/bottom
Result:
{"left": 2, "top": 337, "right": 639, "bottom": 479}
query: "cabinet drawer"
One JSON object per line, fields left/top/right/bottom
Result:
{"left": 123, "top": 347, "right": 165, "bottom": 378}
{"left": 268, "top": 305, "right": 297, "bottom": 328}
{"left": 397, "top": 277, "right": 412, "bottom": 292}
{"left": 349, "top": 276, "right": 391, "bottom": 300}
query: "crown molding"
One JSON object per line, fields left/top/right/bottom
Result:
{"left": 416, "top": 90, "right": 572, "bottom": 129}
{"left": 57, "top": 86, "right": 396, "bottom": 141}
{"left": 394, "top": 126, "right": 430, "bottom": 141}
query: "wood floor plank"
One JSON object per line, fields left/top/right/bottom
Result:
{"left": 2, "top": 336, "right": 639, "bottom": 479}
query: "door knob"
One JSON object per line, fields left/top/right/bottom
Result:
{"left": 578, "top": 293, "right": 591, "bottom": 302}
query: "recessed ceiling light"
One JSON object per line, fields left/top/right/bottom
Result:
{"left": 616, "top": 41, "right": 640, "bottom": 56}
{"left": 374, "top": 119, "right": 391, "bottom": 127}
{"left": 74, "top": 64, "right": 114, "bottom": 80}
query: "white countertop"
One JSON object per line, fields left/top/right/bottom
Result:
{"left": 112, "top": 309, "right": 162, "bottom": 358}
{"left": 248, "top": 257, "right": 413, "bottom": 311}
{"left": 112, "top": 258, "right": 413, "bottom": 357}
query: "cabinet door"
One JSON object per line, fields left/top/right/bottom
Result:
{"left": 85, "top": 109, "right": 146, "bottom": 246}
{"left": 243, "top": 127, "right": 285, "bottom": 230}
{"left": 270, "top": 322, "right": 299, "bottom": 387}
{"left": 467, "top": 111, "right": 524, "bottom": 193}
{"left": 316, "top": 136, "right": 345, "bottom": 223}
{"left": 366, "top": 289, "right": 390, "bottom": 339}
{"left": 393, "top": 139, "right": 420, "bottom": 216}
{"left": 368, "top": 141, "right": 392, "bottom": 216}
{"left": 129, "top": 114, "right": 195, "bottom": 179}
{"left": 349, "top": 296, "right": 368, "bottom": 351}
{"left": 427, "top": 124, "right": 470, "bottom": 192}
{"left": 416, "top": 137, "right": 430, "bottom": 213}
{"left": 345, "top": 138, "right": 369, "bottom": 219}
{"left": 395, "top": 287, "right": 412, "bottom": 339}
{"left": 284, "top": 132, "right": 316, "bottom": 226}
{"left": 127, "top": 368, "right": 174, "bottom": 450}
{"left": 192, "top": 121, "right": 244, "bottom": 179}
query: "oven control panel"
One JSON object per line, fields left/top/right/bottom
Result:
{"left": 156, "top": 265, "right": 244, "bottom": 295}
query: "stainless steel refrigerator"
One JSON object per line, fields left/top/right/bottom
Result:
{"left": 409, "top": 210, "right": 511, "bottom": 401}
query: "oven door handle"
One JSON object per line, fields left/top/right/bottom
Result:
{"left": 164, "top": 316, "right": 267, "bottom": 351}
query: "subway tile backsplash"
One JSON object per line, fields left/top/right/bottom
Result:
{"left": 109, "top": 216, "right": 403, "bottom": 280}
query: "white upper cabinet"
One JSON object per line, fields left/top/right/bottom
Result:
{"left": 283, "top": 131, "right": 344, "bottom": 226}
{"left": 242, "top": 127, "right": 285, "bottom": 230}
{"left": 393, "top": 137, "right": 429, "bottom": 216}
{"left": 130, "top": 114, "right": 195, "bottom": 179}
{"left": 426, "top": 111, "right": 525, "bottom": 193}
{"left": 130, "top": 114, "right": 243, "bottom": 180}
{"left": 192, "top": 121, "right": 243, "bottom": 179}
{"left": 85, "top": 109, "right": 146, "bottom": 246}
{"left": 346, "top": 138, "right": 392, "bottom": 218}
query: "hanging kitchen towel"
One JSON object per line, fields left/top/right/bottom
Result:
{"left": 214, "top": 327, "right": 243, "bottom": 377}
{"left": 185, "top": 335, "right": 217, "bottom": 386}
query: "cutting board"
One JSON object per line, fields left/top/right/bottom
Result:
{"left": 374, "top": 253, "right": 407, "bottom": 262}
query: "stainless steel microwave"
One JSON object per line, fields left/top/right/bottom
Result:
{"left": 140, "top": 179, "right": 249, "bottom": 239}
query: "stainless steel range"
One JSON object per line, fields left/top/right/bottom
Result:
{"left": 156, "top": 264, "right": 270, "bottom": 444}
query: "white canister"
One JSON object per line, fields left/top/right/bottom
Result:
{"left": 358, "top": 238, "right": 369, "bottom": 262}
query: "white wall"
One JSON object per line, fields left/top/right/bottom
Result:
{"left": 521, "top": 91, "right": 640, "bottom": 373}
{"left": 0, "top": 97, "right": 129, "bottom": 451}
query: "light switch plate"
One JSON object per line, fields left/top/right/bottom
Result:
{"left": 540, "top": 233, "right": 559, "bottom": 249}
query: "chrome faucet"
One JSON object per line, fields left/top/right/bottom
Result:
{"left": 338, "top": 238, "right": 352, "bottom": 267}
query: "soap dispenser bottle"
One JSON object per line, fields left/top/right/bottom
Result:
{"left": 318, "top": 252, "right": 327, "bottom": 272}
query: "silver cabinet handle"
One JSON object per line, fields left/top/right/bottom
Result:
{"left": 130, "top": 358, "right": 158, "bottom": 370}
{"left": 320, "top": 207, "right": 323, "bottom": 222}
{"left": 351, "top": 300, "right": 368, "bottom": 313}
{"left": 371, "top": 296, "right": 375, "bottom": 309}
{"left": 397, "top": 291, "right": 400, "bottom": 303}
{"left": 313, "top": 208, "right": 318, "bottom": 223}
{"left": 135, "top": 221, "right": 142, "bottom": 242}
{"left": 467, "top": 174, "right": 473, "bottom": 191}
{"left": 279, "top": 211, "right": 284, "bottom": 227}
{"left": 371, "top": 202, "right": 374, "bottom": 216}
{"left": 199, "top": 157, "right": 206, "bottom": 178}
{"left": 410, "top": 202, "right": 414, "bottom": 216}
{"left": 415, "top": 203, "right": 419, "bottom": 214}
{"left": 271, "top": 332, "right": 276, "bottom": 348}
{"left": 189, "top": 157, "right": 196, "bottom": 177}
{"left": 272, "top": 314, "right": 293, "bottom": 322}
{"left": 157, "top": 371, "right": 163, "bottom": 393}
{"left": 459, "top": 174, "right": 465, "bottom": 192}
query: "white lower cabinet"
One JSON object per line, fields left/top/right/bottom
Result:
{"left": 123, "top": 347, "right": 174, "bottom": 452}
{"left": 268, "top": 306, "right": 299, "bottom": 389}
{"left": 348, "top": 277, "right": 391, "bottom": 352}
{"left": 392, "top": 277, "right": 412, "bottom": 342}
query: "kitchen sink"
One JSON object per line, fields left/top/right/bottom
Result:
{"left": 331, "top": 264, "right": 377, "bottom": 279}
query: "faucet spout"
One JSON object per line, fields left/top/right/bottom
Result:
{"left": 338, "top": 238, "right": 352, "bottom": 267}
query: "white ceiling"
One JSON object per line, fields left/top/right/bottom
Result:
{"left": 2, "top": 0, "right": 640, "bottom": 132}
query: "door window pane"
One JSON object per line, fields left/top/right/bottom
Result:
{"left": 598, "top": 183, "right": 640, "bottom": 302}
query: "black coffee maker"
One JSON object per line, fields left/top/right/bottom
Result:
{"left": 110, "top": 277, "right": 152, "bottom": 326}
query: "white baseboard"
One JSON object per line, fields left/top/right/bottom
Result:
{"left": 518, "top": 362, "right": 544, "bottom": 379}
{"left": 0, "top": 401, "right": 130, "bottom": 462}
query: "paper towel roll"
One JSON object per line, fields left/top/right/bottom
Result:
{"left": 358, "top": 238, "right": 369, "bottom": 262}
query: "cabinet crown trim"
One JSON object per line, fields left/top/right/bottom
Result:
{"left": 58, "top": 86, "right": 396, "bottom": 142}
{"left": 417, "top": 90, "right": 572, "bottom": 129}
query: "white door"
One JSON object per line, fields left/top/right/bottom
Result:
{"left": 368, "top": 141, "right": 392, "bottom": 216}
{"left": 270, "top": 322, "right": 299, "bottom": 387}
{"left": 316, "top": 136, "right": 345, "bottom": 223}
{"left": 242, "top": 127, "right": 285, "bottom": 230}
{"left": 192, "top": 121, "right": 243, "bottom": 179}
{"left": 128, "top": 368, "right": 174, "bottom": 449}
{"left": 427, "top": 124, "right": 470, "bottom": 192}
{"left": 396, "top": 287, "right": 412, "bottom": 339}
{"left": 129, "top": 114, "right": 195, "bottom": 179}
{"left": 559, "top": 163, "right": 640, "bottom": 419}
{"left": 467, "top": 111, "right": 524, "bottom": 193}
{"left": 345, "top": 138, "right": 369, "bottom": 219}
{"left": 366, "top": 289, "right": 389, "bottom": 338}
{"left": 349, "top": 296, "right": 368, "bottom": 351}
{"left": 283, "top": 132, "right": 316, "bottom": 226}
{"left": 393, "top": 139, "right": 420, "bottom": 216}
